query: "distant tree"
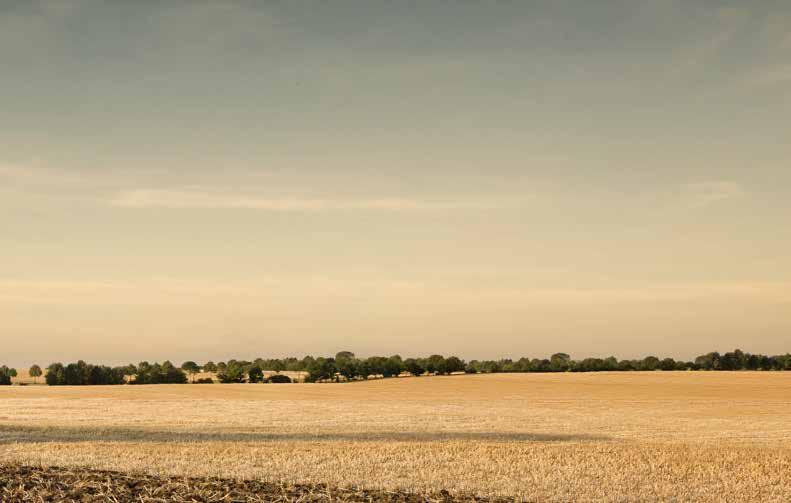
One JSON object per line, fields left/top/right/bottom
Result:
{"left": 532, "top": 358, "right": 552, "bottom": 372}
{"left": 131, "top": 361, "right": 187, "bottom": 384}
{"left": 514, "top": 357, "right": 533, "bottom": 372}
{"left": 203, "top": 361, "right": 217, "bottom": 373}
{"left": 248, "top": 365, "right": 264, "bottom": 383}
{"left": 300, "top": 356, "right": 316, "bottom": 373}
{"left": 549, "top": 353, "right": 571, "bottom": 372}
{"left": 162, "top": 361, "right": 188, "bottom": 384}
{"left": 45, "top": 363, "right": 65, "bottom": 385}
{"left": 335, "top": 351, "right": 356, "bottom": 360}
{"left": 444, "top": 356, "right": 465, "bottom": 374}
{"left": 385, "top": 355, "right": 405, "bottom": 377}
{"left": 284, "top": 357, "right": 302, "bottom": 372}
{"left": 424, "top": 355, "right": 446, "bottom": 374}
{"left": 603, "top": 356, "right": 619, "bottom": 371}
{"left": 217, "top": 361, "right": 246, "bottom": 383}
{"left": 659, "top": 358, "right": 677, "bottom": 371}
{"left": 269, "top": 359, "right": 286, "bottom": 374}
{"left": 0, "top": 366, "right": 15, "bottom": 385}
{"left": 41, "top": 361, "right": 123, "bottom": 386}
{"left": 28, "top": 364, "right": 42, "bottom": 384}
{"left": 404, "top": 358, "right": 424, "bottom": 376}
{"left": 335, "top": 356, "right": 359, "bottom": 380}
{"left": 720, "top": 351, "right": 740, "bottom": 371}
{"left": 64, "top": 362, "right": 84, "bottom": 385}
{"left": 695, "top": 352, "right": 720, "bottom": 371}
{"left": 181, "top": 361, "right": 201, "bottom": 383}
{"left": 305, "top": 357, "right": 335, "bottom": 382}
{"left": 574, "top": 358, "right": 606, "bottom": 372}
{"left": 122, "top": 364, "right": 137, "bottom": 383}
{"left": 641, "top": 356, "right": 660, "bottom": 371}
{"left": 476, "top": 360, "right": 502, "bottom": 373}
{"left": 758, "top": 355, "right": 772, "bottom": 370}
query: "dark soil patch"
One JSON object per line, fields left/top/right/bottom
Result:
{"left": 0, "top": 465, "right": 503, "bottom": 502}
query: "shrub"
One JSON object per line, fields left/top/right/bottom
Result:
{"left": 267, "top": 374, "right": 292, "bottom": 383}
{"left": 0, "top": 365, "right": 14, "bottom": 386}
{"left": 194, "top": 378, "right": 214, "bottom": 384}
{"left": 248, "top": 366, "right": 264, "bottom": 383}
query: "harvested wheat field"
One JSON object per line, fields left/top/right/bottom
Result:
{"left": 1, "top": 372, "right": 790, "bottom": 502}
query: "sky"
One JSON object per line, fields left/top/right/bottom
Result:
{"left": 2, "top": 0, "right": 790, "bottom": 366}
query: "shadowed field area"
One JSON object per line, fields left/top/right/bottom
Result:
{"left": 1, "top": 373, "right": 790, "bottom": 501}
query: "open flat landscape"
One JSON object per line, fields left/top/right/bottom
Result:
{"left": 1, "top": 372, "right": 790, "bottom": 501}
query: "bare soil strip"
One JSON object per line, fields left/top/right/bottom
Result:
{"left": 0, "top": 465, "right": 497, "bottom": 503}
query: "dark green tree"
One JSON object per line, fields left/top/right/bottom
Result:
{"left": 217, "top": 361, "right": 247, "bottom": 383}
{"left": 248, "top": 365, "right": 264, "bottom": 383}
{"left": 404, "top": 358, "right": 425, "bottom": 376}
{"left": 335, "top": 351, "right": 355, "bottom": 360}
{"left": 28, "top": 364, "right": 42, "bottom": 384}
{"left": 0, "top": 366, "right": 15, "bottom": 385}
{"left": 641, "top": 356, "right": 661, "bottom": 371}
{"left": 550, "top": 353, "right": 571, "bottom": 372}
{"left": 305, "top": 357, "right": 335, "bottom": 382}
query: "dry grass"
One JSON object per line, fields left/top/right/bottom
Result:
{"left": 1, "top": 372, "right": 790, "bottom": 501}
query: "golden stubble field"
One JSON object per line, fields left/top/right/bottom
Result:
{"left": 1, "top": 372, "right": 790, "bottom": 501}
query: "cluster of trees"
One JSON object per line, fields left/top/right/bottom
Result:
{"left": 44, "top": 361, "right": 188, "bottom": 385}
{"left": 129, "top": 361, "right": 188, "bottom": 384}
{"left": 212, "top": 349, "right": 791, "bottom": 380}
{"left": 464, "top": 351, "right": 791, "bottom": 373}
{"left": 193, "top": 360, "right": 291, "bottom": 383}
{"left": 692, "top": 350, "right": 791, "bottom": 371}
{"left": 302, "top": 352, "right": 466, "bottom": 382}
{"left": 0, "top": 365, "right": 17, "bottom": 385}
{"left": 45, "top": 361, "right": 127, "bottom": 385}
{"left": 8, "top": 348, "right": 791, "bottom": 386}
{"left": 175, "top": 353, "right": 466, "bottom": 383}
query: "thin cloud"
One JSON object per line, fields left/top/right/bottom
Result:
{"left": 682, "top": 181, "right": 746, "bottom": 208}
{"left": 0, "top": 163, "right": 86, "bottom": 187}
{"left": 108, "top": 189, "right": 503, "bottom": 211}
{"left": 3, "top": 278, "right": 789, "bottom": 308}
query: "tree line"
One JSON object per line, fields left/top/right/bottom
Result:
{"left": 43, "top": 361, "right": 188, "bottom": 385}
{"left": 2, "top": 349, "right": 790, "bottom": 386}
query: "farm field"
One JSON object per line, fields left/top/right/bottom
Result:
{"left": 1, "top": 372, "right": 790, "bottom": 501}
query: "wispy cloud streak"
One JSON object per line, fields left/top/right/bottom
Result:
{"left": 108, "top": 189, "right": 503, "bottom": 211}
{"left": 682, "top": 181, "right": 746, "bottom": 208}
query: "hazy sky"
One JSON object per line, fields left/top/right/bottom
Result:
{"left": 2, "top": 0, "right": 790, "bottom": 366}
